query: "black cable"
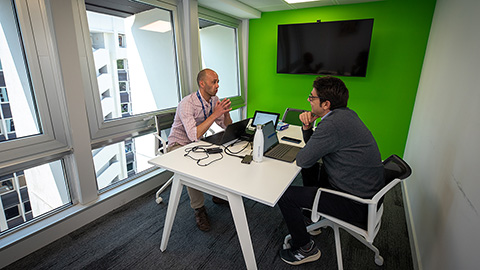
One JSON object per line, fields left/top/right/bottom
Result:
{"left": 184, "top": 145, "right": 224, "bottom": 166}
{"left": 224, "top": 139, "right": 251, "bottom": 158}
{"left": 197, "top": 152, "right": 223, "bottom": 166}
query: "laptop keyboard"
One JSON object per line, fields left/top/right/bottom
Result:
{"left": 267, "top": 143, "right": 291, "bottom": 158}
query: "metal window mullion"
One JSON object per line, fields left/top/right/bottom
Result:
{"left": 0, "top": 102, "right": 6, "bottom": 138}
{"left": 0, "top": 147, "right": 73, "bottom": 177}
{"left": 0, "top": 197, "right": 7, "bottom": 231}
{"left": 12, "top": 173, "right": 26, "bottom": 222}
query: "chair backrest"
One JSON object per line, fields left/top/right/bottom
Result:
{"left": 154, "top": 115, "right": 171, "bottom": 155}
{"left": 368, "top": 154, "right": 411, "bottom": 228}
{"left": 153, "top": 113, "right": 213, "bottom": 155}
{"left": 364, "top": 155, "right": 411, "bottom": 240}
{"left": 382, "top": 154, "right": 412, "bottom": 184}
{"left": 281, "top": 108, "right": 304, "bottom": 126}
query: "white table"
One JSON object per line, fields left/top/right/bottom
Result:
{"left": 148, "top": 125, "right": 304, "bottom": 270}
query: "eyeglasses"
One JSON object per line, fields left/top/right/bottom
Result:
{"left": 308, "top": 95, "right": 322, "bottom": 102}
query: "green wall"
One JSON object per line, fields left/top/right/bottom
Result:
{"left": 247, "top": 0, "right": 436, "bottom": 158}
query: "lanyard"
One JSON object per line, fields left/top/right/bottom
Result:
{"left": 196, "top": 90, "right": 213, "bottom": 121}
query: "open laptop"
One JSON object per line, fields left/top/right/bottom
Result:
{"left": 242, "top": 110, "right": 280, "bottom": 141}
{"left": 251, "top": 110, "right": 280, "bottom": 128}
{"left": 202, "top": 118, "right": 250, "bottom": 145}
{"left": 262, "top": 121, "right": 302, "bottom": 163}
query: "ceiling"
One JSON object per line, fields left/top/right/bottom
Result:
{"left": 85, "top": 0, "right": 381, "bottom": 20}
{"left": 197, "top": 0, "right": 382, "bottom": 19}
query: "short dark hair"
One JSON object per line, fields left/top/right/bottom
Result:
{"left": 312, "top": 76, "right": 349, "bottom": 110}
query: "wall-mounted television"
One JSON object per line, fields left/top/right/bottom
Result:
{"left": 277, "top": 19, "right": 374, "bottom": 77}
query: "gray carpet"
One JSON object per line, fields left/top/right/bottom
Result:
{"left": 4, "top": 175, "right": 413, "bottom": 269}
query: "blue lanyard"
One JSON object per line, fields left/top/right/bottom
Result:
{"left": 196, "top": 90, "right": 213, "bottom": 121}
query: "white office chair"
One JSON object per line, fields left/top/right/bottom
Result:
{"left": 153, "top": 116, "right": 173, "bottom": 204}
{"left": 283, "top": 154, "right": 412, "bottom": 269}
{"left": 153, "top": 115, "right": 216, "bottom": 204}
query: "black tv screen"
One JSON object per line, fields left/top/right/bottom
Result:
{"left": 277, "top": 19, "right": 374, "bottom": 77}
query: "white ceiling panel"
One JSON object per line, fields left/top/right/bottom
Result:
{"left": 198, "top": 0, "right": 384, "bottom": 19}
{"left": 199, "top": 0, "right": 261, "bottom": 18}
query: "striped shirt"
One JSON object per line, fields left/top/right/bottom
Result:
{"left": 167, "top": 90, "right": 226, "bottom": 146}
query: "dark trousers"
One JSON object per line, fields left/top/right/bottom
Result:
{"left": 278, "top": 163, "right": 368, "bottom": 249}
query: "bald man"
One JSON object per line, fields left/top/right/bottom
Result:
{"left": 167, "top": 68, "right": 232, "bottom": 231}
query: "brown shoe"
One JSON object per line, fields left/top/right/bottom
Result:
{"left": 212, "top": 196, "right": 228, "bottom": 205}
{"left": 194, "top": 206, "right": 210, "bottom": 231}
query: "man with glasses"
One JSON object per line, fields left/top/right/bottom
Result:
{"left": 167, "top": 68, "right": 232, "bottom": 232}
{"left": 278, "top": 76, "right": 384, "bottom": 265}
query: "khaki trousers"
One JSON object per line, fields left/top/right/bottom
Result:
{"left": 167, "top": 143, "right": 205, "bottom": 210}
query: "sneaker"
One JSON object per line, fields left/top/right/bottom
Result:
{"left": 279, "top": 240, "right": 321, "bottom": 265}
{"left": 194, "top": 206, "right": 210, "bottom": 231}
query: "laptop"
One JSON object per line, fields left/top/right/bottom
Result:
{"left": 262, "top": 121, "right": 302, "bottom": 163}
{"left": 242, "top": 110, "right": 280, "bottom": 141}
{"left": 251, "top": 110, "right": 280, "bottom": 128}
{"left": 202, "top": 118, "right": 250, "bottom": 145}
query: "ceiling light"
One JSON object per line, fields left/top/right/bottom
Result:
{"left": 285, "top": 0, "right": 322, "bottom": 3}
{"left": 139, "top": 20, "right": 171, "bottom": 33}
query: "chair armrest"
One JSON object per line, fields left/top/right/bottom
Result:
{"left": 153, "top": 133, "right": 168, "bottom": 154}
{"left": 310, "top": 179, "right": 402, "bottom": 224}
{"left": 371, "top": 178, "right": 401, "bottom": 202}
{"left": 310, "top": 188, "right": 372, "bottom": 222}
{"left": 153, "top": 133, "right": 164, "bottom": 143}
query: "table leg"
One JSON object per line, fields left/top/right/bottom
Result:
{"left": 227, "top": 192, "right": 258, "bottom": 270}
{"left": 160, "top": 174, "right": 183, "bottom": 251}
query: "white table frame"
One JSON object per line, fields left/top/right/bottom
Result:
{"left": 149, "top": 125, "right": 305, "bottom": 270}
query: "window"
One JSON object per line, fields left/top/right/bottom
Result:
{"left": 81, "top": 0, "right": 182, "bottom": 191}
{"left": 118, "top": 34, "right": 126, "bottom": 48}
{"left": 0, "top": 87, "right": 9, "bottom": 102}
{"left": 0, "top": 0, "right": 72, "bottom": 234}
{"left": 0, "top": 160, "right": 70, "bottom": 233}
{"left": 199, "top": 19, "right": 240, "bottom": 99}
{"left": 0, "top": 35, "right": 41, "bottom": 142}
{"left": 83, "top": 0, "right": 181, "bottom": 144}
{"left": 0, "top": 0, "right": 70, "bottom": 162}
{"left": 198, "top": 8, "right": 245, "bottom": 113}
{"left": 117, "top": 59, "right": 131, "bottom": 118}
{"left": 92, "top": 132, "right": 157, "bottom": 190}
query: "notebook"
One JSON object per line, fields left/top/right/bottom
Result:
{"left": 262, "top": 121, "right": 302, "bottom": 163}
{"left": 202, "top": 118, "right": 250, "bottom": 145}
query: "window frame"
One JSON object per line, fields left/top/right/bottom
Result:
{"left": 77, "top": 0, "right": 184, "bottom": 147}
{"left": 0, "top": 0, "right": 72, "bottom": 175}
{"left": 197, "top": 7, "right": 246, "bottom": 111}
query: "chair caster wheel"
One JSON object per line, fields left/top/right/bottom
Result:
{"left": 375, "top": 255, "right": 384, "bottom": 266}
{"left": 309, "top": 228, "right": 322, "bottom": 236}
{"left": 156, "top": 197, "right": 163, "bottom": 204}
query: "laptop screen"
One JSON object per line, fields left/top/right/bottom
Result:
{"left": 202, "top": 118, "right": 249, "bottom": 145}
{"left": 252, "top": 111, "right": 280, "bottom": 128}
{"left": 262, "top": 121, "right": 278, "bottom": 153}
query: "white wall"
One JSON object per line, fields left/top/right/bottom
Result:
{"left": 404, "top": 0, "right": 480, "bottom": 269}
